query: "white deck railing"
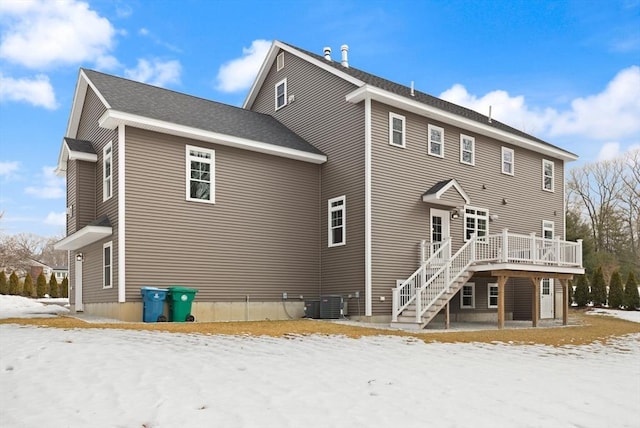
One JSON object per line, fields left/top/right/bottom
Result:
{"left": 394, "top": 230, "right": 583, "bottom": 323}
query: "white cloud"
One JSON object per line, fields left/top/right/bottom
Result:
{"left": 549, "top": 66, "right": 640, "bottom": 139}
{"left": 0, "top": 161, "right": 20, "bottom": 179}
{"left": 0, "top": 73, "right": 57, "bottom": 109}
{"left": 597, "top": 142, "right": 622, "bottom": 161}
{"left": 0, "top": 0, "right": 117, "bottom": 69}
{"left": 216, "top": 39, "right": 271, "bottom": 93}
{"left": 24, "top": 166, "right": 65, "bottom": 199}
{"left": 124, "top": 58, "right": 182, "bottom": 87}
{"left": 44, "top": 211, "right": 66, "bottom": 226}
{"left": 439, "top": 66, "right": 640, "bottom": 142}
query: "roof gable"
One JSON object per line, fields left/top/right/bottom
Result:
{"left": 422, "top": 179, "right": 471, "bottom": 206}
{"left": 247, "top": 41, "right": 577, "bottom": 162}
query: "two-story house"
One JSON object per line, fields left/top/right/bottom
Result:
{"left": 55, "top": 41, "right": 584, "bottom": 326}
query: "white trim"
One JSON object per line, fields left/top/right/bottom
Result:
{"left": 542, "top": 159, "right": 555, "bottom": 192}
{"left": 67, "top": 69, "right": 111, "bottom": 139}
{"left": 275, "top": 78, "right": 287, "bottom": 110}
{"left": 54, "top": 225, "right": 112, "bottom": 250}
{"left": 55, "top": 141, "right": 98, "bottom": 176}
{"left": 460, "top": 134, "right": 475, "bottom": 165}
{"left": 388, "top": 112, "right": 406, "bottom": 148}
{"left": 117, "top": 125, "right": 126, "bottom": 303}
{"left": 364, "top": 97, "right": 372, "bottom": 317}
{"left": 186, "top": 145, "right": 215, "bottom": 203}
{"left": 502, "top": 147, "right": 514, "bottom": 175}
{"left": 430, "top": 208, "right": 451, "bottom": 242}
{"left": 328, "top": 195, "right": 346, "bottom": 247}
{"left": 463, "top": 206, "right": 489, "bottom": 241}
{"left": 469, "top": 263, "right": 584, "bottom": 275}
{"left": 488, "top": 283, "right": 498, "bottom": 308}
{"left": 428, "top": 124, "right": 444, "bottom": 158}
{"left": 460, "top": 282, "right": 475, "bottom": 309}
{"left": 346, "top": 85, "right": 578, "bottom": 162}
{"left": 99, "top": 109, "right": 326, "bottom": 165}
{"left": 103, "top": 141, "right": 113, "bottom": 201}
{"left": 103, "top": 241, "right": 113, "bottom": 289}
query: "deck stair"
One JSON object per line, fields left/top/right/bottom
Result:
{"left": 391, "top": 237, "right": 476, "bottom": 330}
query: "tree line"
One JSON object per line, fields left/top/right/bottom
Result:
{"left": 0, "top": 270, "right": 68, "bottom": 298}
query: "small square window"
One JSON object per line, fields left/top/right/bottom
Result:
{"left": 502, "top": 147, "right": 514, "bottom": 175}
{"left": 275, "top": 78, "right": 287, "bottom": 110}
{"left": 389, "top": 113, "right": 405, "bottom": 148}
{"left": 428, "top": 124, "right": 444, "bottom": 158}
{"left": 460, "top": 134, "right": 475, "bottom": 165}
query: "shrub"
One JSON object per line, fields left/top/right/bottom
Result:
{"left": 574, "top": 274, "right": 590, "bottom": 307}
{"left": 49, "top": 273, "right": 59, "bottom": 298}
{"left": 36, "top": 273, "right": 47, "bottom": 298}
{"left": 0, "top": 271, "right": 8, "bottom": 294}
{"left": 624, "top": 272, "right": 639, "bottom": 310}
{"left": 8, "top": 271, "right": 21, "bottom": 295}
{"left": 590, "top": 267, "right": 607, "bottom": 307}
{"left": 61, "top": 277, "right": 69, "bottom": 298}
{"left": 22, "top": 273, "right": 34, "bottom": 297}
{"left": 607, "top": 271, "right": 624, "bottom": 309}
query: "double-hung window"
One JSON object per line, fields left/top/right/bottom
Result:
{"left": 464, "top": 207, "right": 488, "bottom": 241}
{"left": 389, "top": 113, "right": 405, "bottom": 147}
{"left": 542, "top": 159, "right": 554, "bottom": 192}
{"left": 328, "top": 196, "right": 346, "bottom": 247}
{"left": 502, "top": 147, "right": 514, "bottom": 175}
{"left": 186, "top": 145, "right": 215, "bottom": 203}
{"left": 428, "top": 124, "right": 444, "bottom": 157}
{"left": 460, "top": 134, "right": 475, "bottom": 165}
{"left": 488, "top": 283, "right": 498, "bottom": 308}
{"left": 275, "top": 78, "right": 287, "bottom": 110}
{"left": 103, "top": 142, "right": 113, "bottom": 201}
{"left": 103, "top": 241, "right": 112, "bottom": 289}
{"left": 461, "top": 283, "right": 475, "bottom": 308}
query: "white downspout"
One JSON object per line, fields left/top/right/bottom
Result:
{"left": 117, "top": 124, "right": 126, "bottom": 303}
{"left": 364, "top": 96, "right": 372, "bottom": 317}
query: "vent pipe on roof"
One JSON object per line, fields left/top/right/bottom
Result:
{"left": 323, "top": 47, "right": 332, "bottom": 61}
{"left": 488, "top": 105, "right": 493, "bottom": 123}
{"left": 410, "top": 81, "right": 415, "bottom": 97}
{"left": 341, "top": 44, "right": 349, "bottom": 68}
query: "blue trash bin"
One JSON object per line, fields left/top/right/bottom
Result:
{"left": 140, "top": 287, "right": 169, "bottom": 322}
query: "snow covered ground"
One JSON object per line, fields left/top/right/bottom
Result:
{"left": 0, "top": 295, "right": 639, "bottom": 428}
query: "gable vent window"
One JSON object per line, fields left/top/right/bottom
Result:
{"left": 186, "top": 145, "right": 215, "bottom": 203}
{"left": 275, "top": 78, "right": 287, "bottom": 110}
{"left": 389, "top": 112, "right": 406, "bottom": 148}
{"left": 103, "top": 142, "right": 113, "bottom": 201}
{"left": 277, "top": 52, "right": 284, "bottom": 71}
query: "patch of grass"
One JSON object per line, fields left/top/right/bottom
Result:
{"left": 1, "top": 309, "right": 638, "bottom": 347}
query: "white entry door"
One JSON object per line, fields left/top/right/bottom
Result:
{"left": 430, "top": 209, "right": 451, "bottom": 262}
{"left": 75, "top": 256, "right": 83, "bottom": 312}
{"left": 540, "top": 221, "right": 554, "bottom": 318}
{"left": 540, "top": 278, "right": 554, "bottom": 319}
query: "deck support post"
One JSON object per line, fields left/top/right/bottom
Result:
{"left": 531, "top": 276, "right": 541, "bottom": 327}
{"left": 560, "top": 278, "right": 569, "bottom": 326}
{"left": 445, "top": 302, "right": 450, "bottom": 329}
{"left": 497, "top": 275, "right": 507, "bottom": 329}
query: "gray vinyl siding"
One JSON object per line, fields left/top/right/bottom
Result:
{"left": 66, "top": 160, "right": 77, "bottom": 235}
{"left": 66, "top": 160, "right": 96, "bottom": 234}
{"left": 249, "top": 50, "right": 365, "bottom": 302}
{"left": 73, "top": 87, "right": 119, "bottom": 303}
{"left": 123, "top": 127, "right": 320, "bottom": 302}
{"left": 370, "top": 101, "right": 566, "bottom": 316}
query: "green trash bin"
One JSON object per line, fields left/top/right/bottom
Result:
{"left": 168, "top": 286, "right": 198, "bottom": 322}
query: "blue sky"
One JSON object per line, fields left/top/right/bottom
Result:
{"left": 1, "top": 0, "right": 639, "bottom": 238}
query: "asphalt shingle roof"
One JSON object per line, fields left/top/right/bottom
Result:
{"left": 64, "top": 137, "right": 96, "bottom": 154}
{"left": 81, "top": 69, "right": 323, "bottom": 156}
{"left": 284, "top": 42, "right": 573, "bottom": 155}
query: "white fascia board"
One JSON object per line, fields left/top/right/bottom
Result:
{"left": 99, "top": 109, "right": 327, "bottom": 164}
{"left": 243, "top": 40, "right": 365, "bottom": 109}
{"left": 346, "top": 85, "right": 578, "bottom": 162}
{"left": 469, "top": 263, "right": 585, "bottom": 275}
{"left": 54, "top": 226, "right": 113, "bottom": 251}
{"left": 55, "top": 140, "right": 98, "bottom": 176}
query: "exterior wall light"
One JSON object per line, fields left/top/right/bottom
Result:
{"left": 451, "top": 210, "right": 460, "bottom": 219}
{"left": 76, "top": 253, "right": 84, "bottom": 262}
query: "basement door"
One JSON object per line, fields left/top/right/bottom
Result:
{"left": 540, "top": 220, "right": 554, "bottom": 319}
{"left": 430, "top": 209, "right": 451, "bottom": 264}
